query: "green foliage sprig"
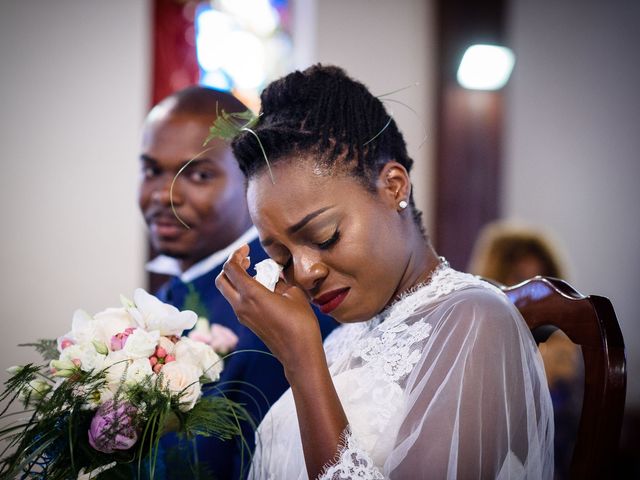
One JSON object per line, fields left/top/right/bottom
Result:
{"left": 203, "top": 103, "right": 274, "bottom": 184}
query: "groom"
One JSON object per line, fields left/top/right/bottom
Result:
{"left": 138, "top": 86, "right": 337, "bottom": 478}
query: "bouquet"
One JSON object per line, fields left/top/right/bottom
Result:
{"left": 0, "top": 289, "right": 249, "bottom": 479}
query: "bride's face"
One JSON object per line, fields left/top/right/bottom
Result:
{"left": 247, "top": 158, "right": 411, "bottom": 323}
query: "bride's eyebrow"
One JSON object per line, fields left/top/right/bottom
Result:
{"left": 286, "top": 206, "right": 334, "bottom": 235}
{"left": 261, "top": 206, "right": 334, "bottom": 248}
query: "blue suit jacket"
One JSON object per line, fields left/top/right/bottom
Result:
{"left": 154, "top": 236, "right": 338, "bottom": 479}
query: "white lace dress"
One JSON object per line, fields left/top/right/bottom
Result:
{"left": 249, "top": 266, "right": 554, "bottom": 479}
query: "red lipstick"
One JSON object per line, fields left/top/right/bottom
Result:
{"left": 313, "top": 288, "right": 350, "bottom": 314}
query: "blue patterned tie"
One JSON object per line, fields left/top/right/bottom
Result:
{"left": 161, "top": 276, "right": 189, "bottom": 309}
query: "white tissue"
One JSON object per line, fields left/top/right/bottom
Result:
{"left": 254, "top": 259, "right": 283, "bottom": 292}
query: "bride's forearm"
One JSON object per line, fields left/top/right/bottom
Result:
{"left": 286, "top": 352, "right": 348, "bottom": 479}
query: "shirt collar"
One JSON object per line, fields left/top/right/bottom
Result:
{"left": 145, "top": 226, "right": 260, "bottom": 283}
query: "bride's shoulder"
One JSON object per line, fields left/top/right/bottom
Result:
{"left": 426, "top": 270, "right": 528, "bottom": 342}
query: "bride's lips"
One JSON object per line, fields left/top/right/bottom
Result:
{"left": 313, "top": 288, "right": 350, "bottom": 314}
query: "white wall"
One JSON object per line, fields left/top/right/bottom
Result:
{"left": 506, "top": 0, "right": 640, "bottom": 406}
{"left": 294, "top": 0, "right": 436, "bottom": 233}
{"left": 0, "top": 1, "right": 150, "bottom": 378}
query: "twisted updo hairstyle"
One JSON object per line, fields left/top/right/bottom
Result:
{"left": 231, "top": 64, "right": 424, "bottom": 232}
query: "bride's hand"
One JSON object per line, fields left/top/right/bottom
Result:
{"left": 215, "top": 244, "right": 324, "bottom": 372}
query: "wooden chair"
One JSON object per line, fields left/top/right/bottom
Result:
{"left": 500, "top": 276, "right": 626, "bottom": 479}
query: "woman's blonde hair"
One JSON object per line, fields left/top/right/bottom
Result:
{"left": 468, "top": 221, "right": 566, "bottom": 284}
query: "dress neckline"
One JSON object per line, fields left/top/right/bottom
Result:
{"left": 366, "top": 258, "right": 451, "bottom": 330}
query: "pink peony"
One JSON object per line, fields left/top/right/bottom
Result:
{"left": 110, "top": 327, "right": 136, "bottom": 351}
{"left": 87, "top": 400, "right": 138, "bottom": 453}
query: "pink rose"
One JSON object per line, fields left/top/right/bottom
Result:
{"left": 87, "top": 400, "right": 138, "bottom": 453}
{"left": 188, "top": 320, "right": 238, "bottom": 355}
{"left": 209, "top": 324, "right": 239, "bottom": 354}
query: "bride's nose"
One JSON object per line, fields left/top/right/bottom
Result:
{"left": 293, "top": 255, "right": 328, "bottom": 293}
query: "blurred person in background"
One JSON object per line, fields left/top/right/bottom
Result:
{"left": 469, "top": 220, "right": 581, "bottom": 479}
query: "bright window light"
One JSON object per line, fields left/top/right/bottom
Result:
{"left": 194, "top": 0, "right": 292, "bottom": 110}
{"left": 457, "top": 44, "right": 515, "bottom": 90}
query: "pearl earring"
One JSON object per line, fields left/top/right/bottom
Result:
{"left": 398, "top": 200, "right": 408, "bottom": 210}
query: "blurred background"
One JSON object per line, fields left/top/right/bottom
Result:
{"left": 1, "top": 0, "right": 638, "bottom": 473}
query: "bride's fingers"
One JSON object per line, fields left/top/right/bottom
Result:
{"left": 282, "top": 284, "right": 309, "bottom": 304}
{"left": 222, "top": 257, "right": 257, "bottom": 296}
{"left": 235, "top": 243, "right": 250, "bottom": 259}
{"left": 215, "top": 270, "right": 242, "bottom": 306}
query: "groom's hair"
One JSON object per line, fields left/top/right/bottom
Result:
{"left": 150, "top": 85, "right": 247, "bottom": 121}
{"left": 231, "top": 64, "right": 422, "bottom": 229}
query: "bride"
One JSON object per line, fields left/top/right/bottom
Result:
{"left": 216, "top": 65, "right": 554, "bottom": 479}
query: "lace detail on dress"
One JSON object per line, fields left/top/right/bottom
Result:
{"left": 324, "top": 323, "right": 369, "bottom": 366}
{"left": 318, "top": 426, "right": 384, "bottom": 480}
{"left": 355, "top": 319, "right": 433, "bottom": 382}
{"left": 372, "top": 265, "right": 502, "bottom": 328}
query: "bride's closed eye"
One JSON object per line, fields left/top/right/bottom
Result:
{"left": 316, "top": 230, "right": 340, "bottom": 250}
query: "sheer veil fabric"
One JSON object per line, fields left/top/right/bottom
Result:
{"left": 249, "top": 266, "right": 554, "bottom": 479}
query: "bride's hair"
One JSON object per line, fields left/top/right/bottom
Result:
{"left": 231, "top": 64, "right": 423, "bottom": 231}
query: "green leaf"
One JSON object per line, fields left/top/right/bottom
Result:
{"left": 203, "top": 106, "right": 259, "bottom": 146}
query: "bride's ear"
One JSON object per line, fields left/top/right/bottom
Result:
{"left": 376, "top": 161, "right": 412, "bottom": 211}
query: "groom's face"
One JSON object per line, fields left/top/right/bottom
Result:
{"left": 138, "top": 111, "right": 250, "bottom": 270}
{"left": 247, "top": 159, "right": 410, "bottom": 323}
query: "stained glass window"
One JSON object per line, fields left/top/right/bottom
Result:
{"left": 195, "top": 0, "right": 293, "bottom": 111}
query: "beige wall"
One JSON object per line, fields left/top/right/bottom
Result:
{"left": 505, "top": 0, "right": 640, "bottom": 406}
{"left": 0, "top": 1, "right": 150, "bottom": 377}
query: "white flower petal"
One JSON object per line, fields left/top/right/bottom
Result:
{"left": 122, "top": 329, "right": 160, "bottom": 359}
{"left": 133, "top": 288, "right": 197, "bottom": 336}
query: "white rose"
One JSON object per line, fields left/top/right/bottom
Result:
{"left": 130, "top": 289, "right": 197, "bottom": 336}
{"left": 174, "top": 337, "right": 223, "bottom": 382}
{"left": 122, "top": 329, "right": 160, "bottom": 359}
{"left": 103, "top": 352, "right": 153, "bottom": 392}
{"left": 59, "top": 310, "right": 98, "bottom": 347}
{"left": 59, "top": 343, "right": 106, "bottom": 372}
{"left": 125, "top": 358, "right": 153, "bottom": 385}
{"left": 93, "top": 307, "right": 137, "bottom": 344}
{"left": 161, "top": 361, "right": 202, "bottom": 412}
{"left": 103, "top": 351, "right": 129, "bottom": 390}
{"left": 254, "top": 259, "right": 283, "bottom": 292}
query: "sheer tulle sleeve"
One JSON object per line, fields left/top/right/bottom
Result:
{"left": 319, "top": 288, "right": 554, "bottom": 479}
